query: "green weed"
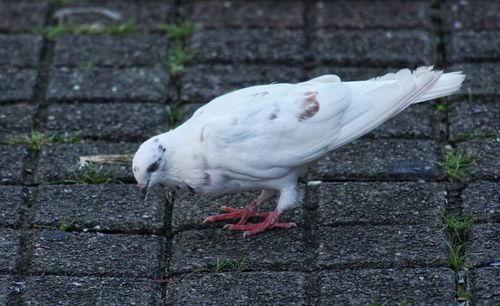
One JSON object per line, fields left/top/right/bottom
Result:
{"left": 159, "top": 21, "right": 195, "bottom": 42}
{"left": 36, "top": 21, "right": 136, "bottom": 40}
{"left": 443, "top": 149, "right": 474, "bottom": 180}
{"left": 433, "top": 98, "right": 447, "bottom": 113}
{"left": 6, "top": 131, "right": 83, "bottom": 150}
{"left": 74, "top": 164, "right": 118, "bottom": 185}
{"left": 442, "top": 214, "right": 474, "bottom": 271}
{"left": 165, "top": 44, "right": 192, "bottom": 76}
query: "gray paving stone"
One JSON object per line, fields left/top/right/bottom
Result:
{"left": 0, "top": 275, "right": 14, "bottom": 305}
{"left": 470, "top": 267, "right": 500, "bottom": 305}
{"left": 319, "top": 267, "right": 455, "bottom": 305}
{"left": 457, "top": 140, "right": 500, "bottom": 180}
{"left": 449, "top": 101, "right": 500, "bottom": 141}
{"left": 447, "top": 31, "right": 500, "bottom": 62}
{"left": 45, "top": 103, "right": 168, "bottom": 141}
{"left": 313, "top": 0, "right": 431, "bottom": 30}
{"left": 167, "top": 272, "right": 308, "bottom": 306}
{"left": 442, "top": 1, "right": 500, "bottom": 31}
{"left": 317, "top": 225, "right": 446, "bottom": 268}
{"left": 0, "top": 103, "right": 38, "bottom": 139}
{"left": 31, "top": 230, "right": 164, "bottom": 277}
{"left": 169, "top": 228, "right": 314, "bottom": 273}
{"left": 310, "top": 139, "right": 441, "bottom": 181}
{"left": 449, "top": 63, "right": 500, "bottom": 99}
{"left": 181, "top": 64, "right": 304, "bottom": 103}
{"left": 190, "top": 29, "right": 304, "bottom": 63}
{"left": 317, "top": 182, "right": 445, "bottom": 226}
{"left": 53, "top": 35, "right": 169, "bottom": 67}
{"left": 36, "top": 143, "right": 138, "bottom": 183}
{"left": 462, "top": 182, "right": 500, "bottom": 223}
{"left": 0, "top": 1, "right": 48, "bottom": 32}
{"left": 0, "top": 35, "right": 43, "bottom": 68}
{"left": 47, "top": 68, "right": 168, "bottom": 102}
{"left": 33, "top": 184, "right": 165, "bottom": 233}
{"left": 184, "top": 0, "right": 304, "bottom": 29}
{"left": 466, "top": 223, "right": 500, "bottom": 267}
{"left": 0, "top": 69, "right": 38, "bottom": 102}
{"left": 23, "top": 275, "right": 161, "bottom": 306}
{"left": 0, "top": 145, "right": 27, "bottom": 184}
{"left": 0, "top": 186, "right": 26, "bottom": 227}
{"left": 311, "top": 30, "right": 436, "bottom": 66}
{"left": 0, "top": 228, "right": 21, "bottom": 273}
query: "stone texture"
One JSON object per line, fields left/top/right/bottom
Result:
{"left": 449, "top": 101, "right": 500, "bottom": 141}
{"left": 167, "top": 272, "right": 308, "bottom": 305}
{"left": 0, "top": 69, "right": 38, "bottom": 102}
{"left": 45, "top": 103, "right": 168, "bottom": 141}
{"left": 457, "top": 140, "right": 500, "bottom": 180}
{"left": 190, "top": 29, "right": 304, "bottom": 63}
{"left": 53, "top": 35, "right": 169, "bottom": 67}
{"left": 442, "top": 1, "right": 500, "bottom": 31}
{"left": 469, "top": 267, "right": 500, "bottom": 305}
{"left": 31, "top": 230, "right": 164, "bottom": 277}
{"left": 181, "top": 63, "right": 304, "bottom": 103}
{"left": 317, "top": 182, "right": 445, "bottom": 226}
{"left": 0, "top": 228, "right": 21, "bottom": 273}
{"left": 319, "top": 268, "right": 455, "bottom": 305}
{"left": 0, "top": 1, "right": 48, "bottom": 31}
{"left": 462, "top": 182, "right": 500, "bottom": 222}
{"left": 317, "top": 225, "right": 446, "bottom": 268}
{"left": 0, "top": 103, "right": 38, "bottom": 139}
{"left": 47, "top": 68, "right": 168, "bottom": 102}
{"left": 447, "top": 31, "right": 500, "bottom": 62}
{"left": 311, "top": 30, "right": 436, "bottom": 66}
{"left": 0, "top": 145, "right": 27, "bottom": 184}
{"left": 33, "top": 184, "right": 165, "bottom": 233}
{"left": 169, "top": 228, "right": 314, "bottom": 273}
{"left": 23, "top": 275, "right": 161, "bottom": 305}
{"left": 0, "top": 275, "right": 13, "bottom": 305}
{"left": 0, "top": 186, "right": 26, "bottom": 227}
{"left": 466, "top": 223, "right": 500, "bottom": 267}
{"left": 449, "top": 63, "right": 500, "bottom": 99}
{"left": 0, "top": 35, "right": 43, "bottom": 68}
{"left": 36, "top": 143, "right": 138, "bottom": 183}
{"left": 310, "top": 139, "right": 441, "bottom": 181}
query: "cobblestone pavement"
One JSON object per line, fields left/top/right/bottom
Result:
{"left": 0, "top": 0, "right": 499, "bottom": 305}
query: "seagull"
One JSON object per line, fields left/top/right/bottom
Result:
{"left": 132, "top": 66, "right": 464, "bottom": 237}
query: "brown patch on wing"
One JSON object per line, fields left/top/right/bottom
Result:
{"left": 154, "top": 138, "right": 159, "bottom": 142}
{"left": 249, "top": 91, "right": 269, "bottom": 97}
{"left": 297, "top": 91, "right": 320, "bottom": 121}
{"left": 269, "top": 112, "right": 278, "bottom": 120}
{"left": 202, "top": 172, "right": 211, "bottom": 186}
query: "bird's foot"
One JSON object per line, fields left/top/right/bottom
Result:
{"left": 202, "top": 201, "right": 262, "bottom": 225}
{"left": 223, "top": 210, "right": 296, "bottom": 237}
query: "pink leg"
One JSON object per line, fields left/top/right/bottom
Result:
{"left": 203, "top": 201, "right": 261, "bottom": 225}
{"left": 224, "top": 210, "right": 296, "bottom": 237}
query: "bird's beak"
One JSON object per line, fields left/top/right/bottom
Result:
{"left": 138, "top": 180, "right": 149, "bottom": 203}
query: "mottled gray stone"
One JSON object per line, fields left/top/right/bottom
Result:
{"left": 0, "top": 228, "right": 21, "bottom": 273}
{"left": 457, "top": 140, "right": 500, "bottom": 180}
{"left": 54, "top": 35, "right": 169, "bottom": 67}
{"left": 449, "top": 63, "right": 500, "bottom": 99}
{"left": 0, "top": 103, "right": 37, "bottom": 139}
{"left": 0, "top": 186, "right": 26, "bottom": 227}
{"left": 442, "top": 1, "right": 500, "bottom": 31}
{"left": 47, "top": 68, "right": 168, "bottom": 102}
{"left": 31, "top": 230, "right": 164, "bottom": 277}
{"left": 45, "top": 103, "right": 168, "bottom": 141}
{"left": 318, "top": 225, "right": 446, "bottom": 268}
{"left": 0, "top": 69, "right": 38, "bottom": 102}
{"left": 190, "top": 29, "right": 304, "bottom": 63}
{"left": 170, "top": 228, "right": 314, "bottom": 273}
{"left": 310, "top": 139, "right": 441, "bottom": 181}
{"left": 167, "top": 272, "right": 308, "bottom": 306}
{"left": 23, "top": 275, "right": 161, "bottom": 306}
{"left": 319, "top": 268, "right": 455, "bottom": 305}
{"left": 0, "top": 35, "right": 42, "bottom": 68}
{"left": 462, "top": 182, "right": 500, "bottom": 222}
{"left": 0, "top": 275, "right": 13, "bottom": 305}
{"left": 447, "top": 31, "right": 500, "bottom": 62}
{"left": 466, "top": 223, "right": 500, "bottom": 267}
{"left": 470, "top": 267, "right": 500, "bottom": 305}
{"left": 317, "top": 182, "right": 445, "bottom": 226}
{"left": 449, "top": 101, "right": 500, "bottom": 141}
{"left": 0, "top": 145, "right": 27, "bottom": 184}
{"left": 33, "top": 184, "right": 165, "bottom": 233}
{"left": 0, "top": 1, "right": 48, "bottom": 31}
{"left": 311, "top": 30, "right": 436, "bottom": 66}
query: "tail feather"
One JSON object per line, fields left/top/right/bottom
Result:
{"left": 416, "top": 70, "right": 465, "bottom": 102}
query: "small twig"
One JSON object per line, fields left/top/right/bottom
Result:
{"left": 79, "top": 154, "right": 133, "bottom": 169}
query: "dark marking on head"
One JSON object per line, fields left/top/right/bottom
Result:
{"left": 147, "top": 161, "right": 159, "bottom": 173}
{"left": 154, "top": 138, "right": 159, "bottom": 142}
{"left": 202, "top": 173, "right": 211, "bottom": 186}
{"left": 187, "top": 185, "right": 195, "bottom": 194}
{"left": 158, "top": 144, "right": 164, "bottom": 152}
{"left": 297, "top": 91, "right": 320, "bottom": 121}
{"left": 133, "top": 166, "right": 139, "bottom": 173}
{"left": 269, "top": 112, "right": 278, "bottom": 120}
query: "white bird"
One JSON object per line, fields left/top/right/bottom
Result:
{"left": 132, "top": 66, "right": 465, "bottom": 237}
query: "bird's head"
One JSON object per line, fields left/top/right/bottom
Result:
{"left": 132, "top": 135, "right": 168, "bottom": 202}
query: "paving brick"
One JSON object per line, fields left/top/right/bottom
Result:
{"left": 167, "top": 272, "right": 308, "bottom": 305}
{"left": 23, "top": 275, "right": 161, "bottom": 305}
{"left": 0, "top": 275, "right": 13, "bottom": 305}
{"left": 457, "top": 140, "right": 500, "bottom": 180}
{"left": 0, "top": 1, "right": 48, "bottom": 32}
{"left": 0, "top": 186, "right": 26, "bottom": 227}
{"left": 181, "top": 64, "right": 304, "bottom": 103}
{"left": 317, "top": 225, "right": 446, "bottom": 268}
{"left": 0, "top": 103, "right": 38, "bottom": 139}
{"left": 169, "top": 228, "right": 314, "bottom": 273}
{"left": 449, "top": 101, "right": 500, "bottom": 141}
{"left": 31, "top": 230, "right": 164, "bottom": 277}
{"left": 53, "top": 35, "right": 169, "bottom": 67}
{"left": 466, "top": 223, "right": 500, "bottom": 267}
{"left": 470, "top": 267, "right": 500, "bottom": 305}
{"left": 317, "top": 182, "right": 445, "bottom": 226}
{"left": 319, "top": 267, "right": 455, "bottom": 305}
{"left": 45, "top": 103, "right": 168, "bottom": 141}
{"left": 313, "top": 1, "right": 431, "bottom": 30}
{"left": 310, "top": 139, "right": 441, "bottom": 181}
{"left": 449, "top": 63, "right": 500, "bottom": 99}
{"left": 47, "top": 68, "right": 168, "bottom": 102}
{"left": 0, "top": 69, "right": 38, "bottom": 102}
{"left": 0, "top": 35, "right": 43, "bottom": 68}
{"left": 33, "top": 184, "right": 165, "bottom": 233}
{"left": 0, "top": 228, "right": 21, "bottom": 273}
{"left": 0, "top": 145, "right": 27, "bottom": 184}
{"left": 311, "top": 30, "right": 436, "bottom": 66}
{"left": 462, "top": 182, "right": 500, "bottom": 223}
{"left": 447, "top": 31, "right": 500, "bottom": 62}
{"left": 190, "top": 29, "right": 304, "bottom": 63}
{"left": 36, "top": 143, "right": 138, "bottom": 183}
{"left": 442, "top": 1, "right": 500, "bottom": 31}
{"left": 184, "top": 0, "right": 304, "bottom": 29}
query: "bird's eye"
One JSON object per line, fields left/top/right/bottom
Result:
{"left": 147, "top": 161, "right": 159, "bottom": 173}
